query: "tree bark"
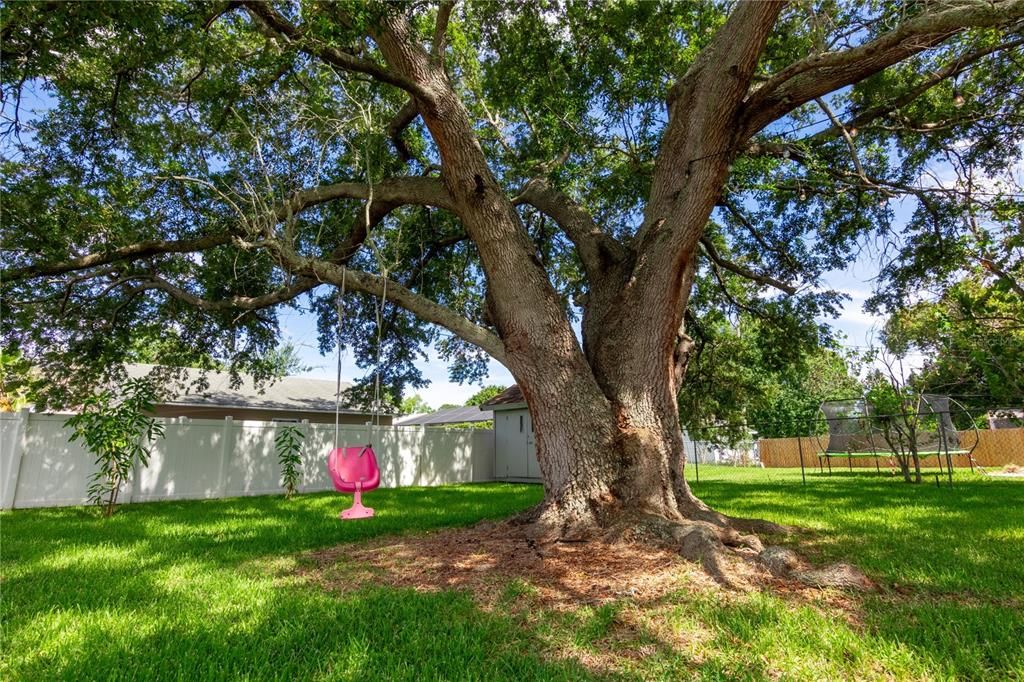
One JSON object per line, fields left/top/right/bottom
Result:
{"left": 363, "top": 8, "right": 791, "bottom": 572}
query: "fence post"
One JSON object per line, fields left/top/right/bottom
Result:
{"left": 1, "top": 409, "right": 30, "bottom": 510}
{"left": 415, "top": 425, "right": 426, "bottom": 486}
{"left": 298, "top": 419, "right": 310, "bottom": 493}
{"left": 693, "top": 441, "right": 700, "bottom": 483}
{"left": 217, "top": 416, "right": 233, "bottom": 497}
{"left": 797, "top": 419, "right": 806, "bottom": 486}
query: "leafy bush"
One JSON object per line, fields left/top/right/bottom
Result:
{"left": 65, "top": 377, "right": 164, "bottom": 516}
{"left": 275, "top": 425, "right": 305, "bottom": 498}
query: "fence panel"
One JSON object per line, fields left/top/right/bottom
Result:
{"left": 0, "top": 414, "right": 498, "bottom": 509}
{"left": 225, "top": 420, "right": 282, "bottom": 498}
{"left": 759, "top": 429, "right": 1024, "bottom": 469}
{"left": 7, "top": 414, "right": 94, "bottom": 508}
{"left": 470, "top": 429, "right": 495, "bottom": 482}
{"left": 135, "top": 419, "right": 228, "bottom": 501}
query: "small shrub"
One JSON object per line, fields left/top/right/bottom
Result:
{"left": 275, "top": 425, "right": 305, "bottom": 498}
{"left": 65, "top": 377, "right": 164, "bottom": 517}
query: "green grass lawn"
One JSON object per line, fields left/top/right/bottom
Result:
{"left": 2, "top": 469, "right": 1022, "bottom": 680}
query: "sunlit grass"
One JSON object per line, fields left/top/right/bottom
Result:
{"left": 3, "top": 471, "right": 1023, "bottom": 680}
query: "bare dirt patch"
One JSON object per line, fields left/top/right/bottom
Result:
{"left": 296, "top": 519, "right": 869, "bottom": 611}
{"left": 298, "top": 520, "right": 720, "bottom": 610}
{"left": 293, "top": 520, "right": 878, "bottom": 676}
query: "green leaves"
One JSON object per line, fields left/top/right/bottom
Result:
{"left": 465, "top": 384, "right": 505, "bottom": 407}
{"left": 64, "top": 376, "right": 164, "bottom": 516}
{"left": 883, "top": 275, "right": 1024, "bottom": 408}
{"left": 3, "top": 0, "right": 1022, "bottom": 414}
{"left": 274, "top": 424, "right": 305, "bottom": 499}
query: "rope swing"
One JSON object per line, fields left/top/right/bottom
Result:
{"left": 326, "top": 94, "right": 396, "bottom": 520}
{"left": 327, "top": 272, "right": 383, "bottom": 521}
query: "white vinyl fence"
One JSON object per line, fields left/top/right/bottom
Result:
{"left": 0, "top": 410, "right": 495, "bottom": 510}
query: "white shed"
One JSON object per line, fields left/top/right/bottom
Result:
{"left": 479, "top": 386, "right": 541, "bottom": 481}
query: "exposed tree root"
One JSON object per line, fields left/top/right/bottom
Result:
{"left": 514, "top": 503, "right": 872, "bottom": 592}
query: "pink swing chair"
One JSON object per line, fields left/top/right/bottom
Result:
{"left": 327, "top": 268, "right": 383, "bottom": 521}
{"left": 327, "top": 444, "right": 380, "bottom": 520}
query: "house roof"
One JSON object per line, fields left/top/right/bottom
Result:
{"left": 479, "top": 385, "right": 526, "bottom": 411}
{"left": 125, "top": 364, "right": 374, "bottom": 415}
{"left": 395, "top": 405, "right": 493, "bottom": 425}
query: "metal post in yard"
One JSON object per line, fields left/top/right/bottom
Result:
{"left": 693, "top": 442, "right": 699, "bottom": 484}
{"left": 796, "top": 420, "right": 806, "bottom": 486}
{"left": 937, "top": 409, "right": 953, "bottom": 488}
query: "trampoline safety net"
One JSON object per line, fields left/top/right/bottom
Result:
{"left": 817, "top": 394, "right": 979, "bottom": 457}
{"left": 819, "top": 399, "right": 878, "bottom": 454}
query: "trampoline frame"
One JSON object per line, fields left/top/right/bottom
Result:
{"left": 813, "top": 394, "right": 980, "bottom": 483}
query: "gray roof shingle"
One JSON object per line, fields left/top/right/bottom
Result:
{"left": 125, "top": 364, "right": 375, "bottom": 414}
{"left": 395, "top": 405, "right": 493, "bottom": 425}
{"left": 480, "top": 385, "right": 525, "bottom": 409}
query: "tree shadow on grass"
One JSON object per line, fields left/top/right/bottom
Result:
{"left": 11, "top": 582, "right": 619, "bottom": 681}
{"left": 2, "top": 484, "right": 544, "bottom": 569}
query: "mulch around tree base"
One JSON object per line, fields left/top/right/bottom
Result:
{"left": 298, "top": 520, "right": 814, "bottom": 610}
{"left": 293, "top": 521, "right": 883, "bottom": 674}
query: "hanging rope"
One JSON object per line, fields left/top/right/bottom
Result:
{"left": 334, "top": 266, "right": 347, "bottom": 451}
{"left": 374, "top": 274, "right": 387, "bottom": 428}
{"left": 334, "top": 85, "right": 400, "bottom": 443}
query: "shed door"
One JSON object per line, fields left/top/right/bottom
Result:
{"left": 525, "top": 413, "right": 539, "bottom": 479}
{"left": 499, "top": 412, "right": 529, "bottom": 479}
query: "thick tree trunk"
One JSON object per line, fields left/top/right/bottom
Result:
{"left": 367, "top": 7, "right": 862, "bottom": 584}
{"left": 516, "top": 327, "right": 712, "bottom": 528}
{"left": 510, "top": 345, "right": 790, "bottom": 585}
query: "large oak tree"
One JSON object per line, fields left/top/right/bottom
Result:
{"left": 3, "top": 1, "right": 1023, "bottom": 571}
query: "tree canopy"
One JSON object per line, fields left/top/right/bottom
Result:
{"left": 399, "top": 393, "right": 433, "bottom": 415}
{"left": 883, "top": 273, "right": 1024, "bottom": 409}
{"left": 2, "top": 0, "right": 1022, "bottom": 411}
{"left": 465, "top": 384, "right": 505, "bottom": 406}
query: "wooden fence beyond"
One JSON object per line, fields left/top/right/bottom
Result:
{"left": 758, "top": 428, "right": 1024, "bottom": 469}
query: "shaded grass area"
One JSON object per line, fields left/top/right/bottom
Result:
{"left": 3, "top": 471, "right": 1023, "bottom": 680}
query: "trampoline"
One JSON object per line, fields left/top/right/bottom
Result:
{"left": 815, "top": 394, "right": 980, "bottom": 479}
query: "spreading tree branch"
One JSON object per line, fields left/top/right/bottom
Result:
{"left": 277, "top": 176, "right": 453, "bottom": 218}
{"left": 2, "top": 234, "right": 233, "bottom": 283}
{"left": 637, "top": 0, "right": 785, "bottom": 249}
{"left": 271, "top": 246, "right": 507, "bottom": 363}
{"left": 431, "top": 1, "right": 455, "bottom": 64}
{"left": 815, "top": 96, "right": 868, "bottom": 182}
{"left": 384, "top": 2, "right": 454, "bottom": 163}
{"left": 810, "top": 35, "right": 1024, "bottom": 143}
{"left": 128, "top": 275, "right": 319, "bottom": 312}
{"left": 3, "top": 177, "right": 453, "bottom": 283}
{"left": 741, "top": 1, "right": 1024, "bottom": 137}
{"left": 718, "top": 198, "right": 802, "bottom": 273}
{"left": 699, "top": 236, "right": 798, "bottom": 295}
{"left": 240, "top": 1, "right": 434, "bottom": 101}
{"left": 387, "top": 99, "right": 420, "bottom": 163}
{"left": 513, "top": 179, "right": 628, "bottom": 279}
